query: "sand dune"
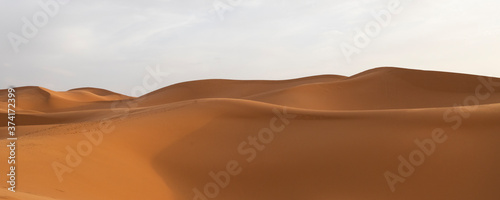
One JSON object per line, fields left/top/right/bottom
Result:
{"left": 1, "top": 67, "right": 499, "bottom": 200}
{"left": 249, "top": 67, "right": 500, "bottom": 110}
{"left": 135, "top": 75, "right": 346, "bottom": 107}
{"left": 0, "top": 86, "right": 132, "bottom": 114}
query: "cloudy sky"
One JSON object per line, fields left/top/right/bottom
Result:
{"left": 1, "top": 0, "right": 499, "bottom": 96}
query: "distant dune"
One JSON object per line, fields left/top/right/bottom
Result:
{"left": 1, "top": 67, "right": 500, "bottom": 200}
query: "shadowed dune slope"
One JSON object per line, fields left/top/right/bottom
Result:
{"left": 1, "top": 67, "right": 500, "bottom": 200}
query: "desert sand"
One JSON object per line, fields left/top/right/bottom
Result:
{"left": 1, "top": 67, "right": 500, "bottom": 200}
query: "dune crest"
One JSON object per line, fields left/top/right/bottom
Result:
{"left": 1, "top": 67, "right": 500, "bottom": 200}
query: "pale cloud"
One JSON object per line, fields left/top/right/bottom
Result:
{"left": 41, "top": 66, "right": 75, "bottom": 77}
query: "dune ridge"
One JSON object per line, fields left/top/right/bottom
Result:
{"left": 1, "top": 67, "right": 500, "bottom": 200}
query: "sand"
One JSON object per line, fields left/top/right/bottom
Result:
{"left": 1, "top": 67, "right": 499, "bottom": 200}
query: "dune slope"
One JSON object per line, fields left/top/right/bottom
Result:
{"left": 1, "top": 67, "right": 499, "bottom": 200}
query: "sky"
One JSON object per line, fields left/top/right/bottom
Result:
{"left": 1, "top": 0, "right": 499, "bottom": 96}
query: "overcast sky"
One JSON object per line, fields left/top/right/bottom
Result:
{"left": 1, "top": 0, "right": 499, "bottom": 96}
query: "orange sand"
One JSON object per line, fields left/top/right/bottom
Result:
{"left": 1, "top": 67, "right": 499, "bottom": 199}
